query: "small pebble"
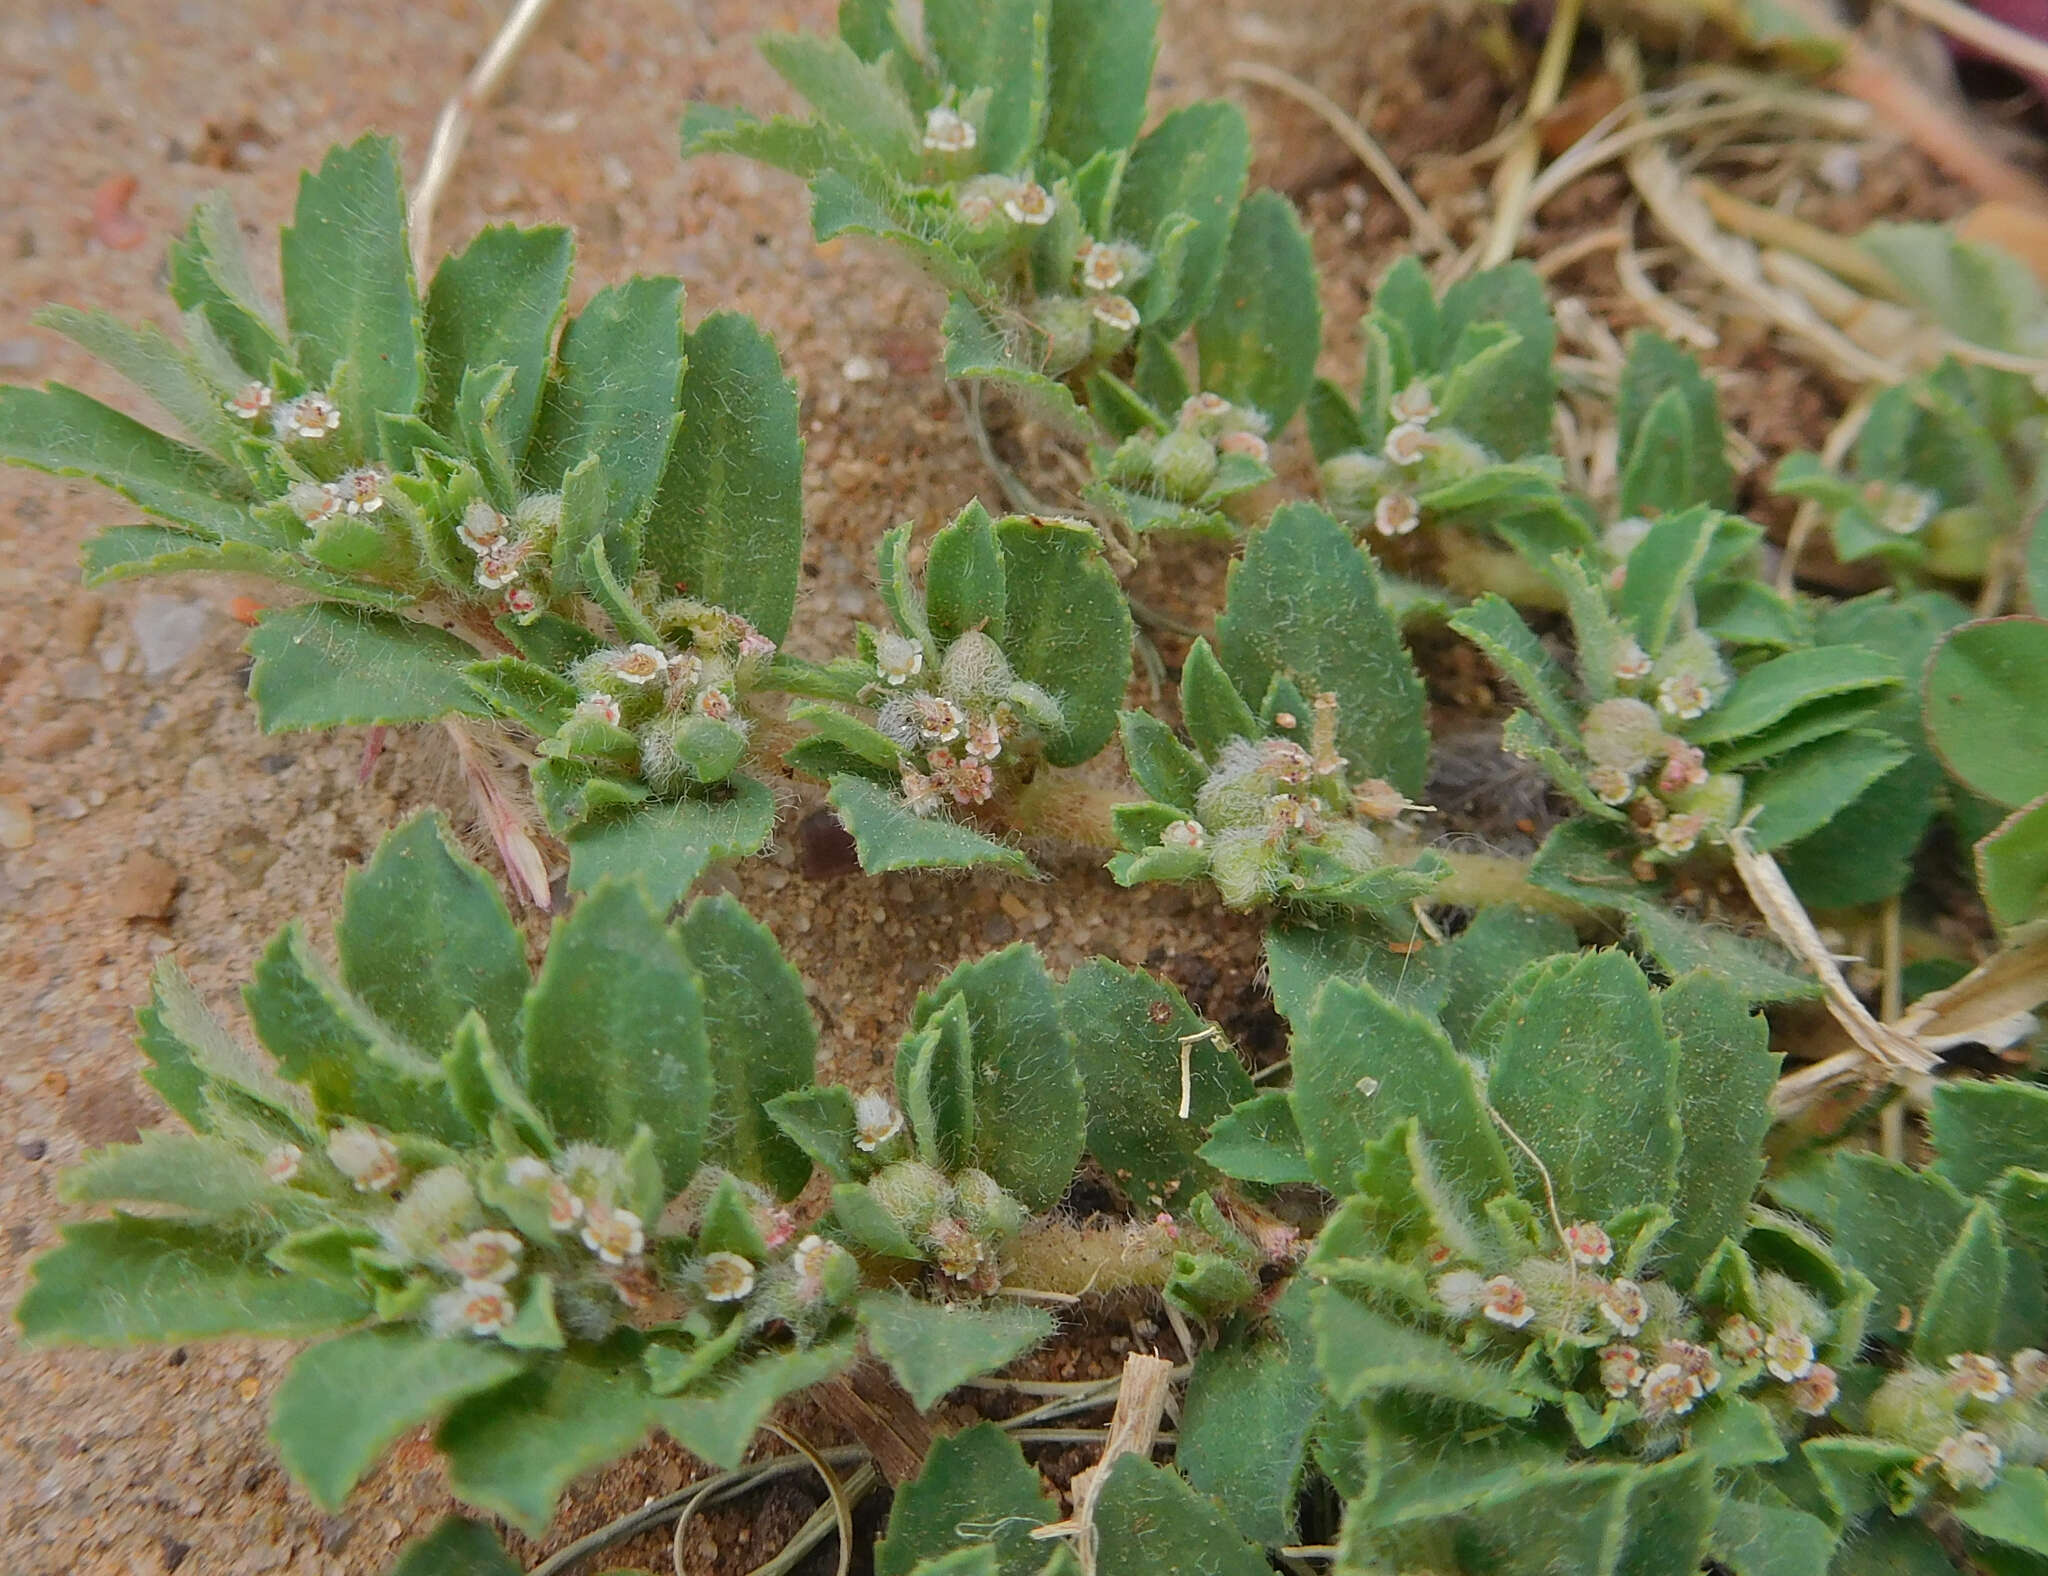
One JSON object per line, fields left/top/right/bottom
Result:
{"left": 0, "top": 336, "right": 42, "bottom": 371}
{"left": 130, "top": 594, "right": 211, "bottom": 678}
{"left": 0, "top": 796, "right": 33, "bottom": 849}
{"left": 841, "top": 353, "right": 884, "bottom": 383}
{"left": 17, "top": 1138, "right": 46, "bottom": 1161}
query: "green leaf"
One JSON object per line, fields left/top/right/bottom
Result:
{"left": 564, "top": 778, "right": 779, "bottom": 912}
{"left": 525, "top": 276, "right": 688, "bottom": 576}
{"left": 914, "top": 945, "right": 1084, "bottom": 1209}
{"left": 1043, "top": 0, "right": 1158, "bottom": 164}
{"left": 1178, "top": 637, "right": 1261, "bottom": 762}
{"left": 899, "top": 1003, "right": 976, "bottom": 1171}
{"left": 654, "top": 1336, "right": 857, "bottom": 1468}
{"left": 521, "top": 879, "right": 711, "bottom": 1191}
{"left": 0, "top": 382, "right": 256, "bottom": 540}
{"left": 1925, "top": 616, "right": 2048, "bottom": 807}
{"left": 1178, "top": 1282, "right": 1322, "bottom": 1547}
{"left": 941, "top": 295, "right": 1088, "bottom": 431}
{"left": 279, "top": 136, "right": 424, "bottom": 447}
{"left": 272, "top": 1327, "right": 526, "bottom": 1509}
{"left": 828, "top": 775, "right": 1036, "bottom": 876}
{"left": 992, "top": 515, "right": 1131, "bottom": 766}
{"left": 246, "top": 605, "right": 492, "bottom": 732}
{"left": 764, "top": 1086, "right": 863, "bottom": 1184}
{"left": 1215, "top": 502, "right": 1428, "bottom": 794}
{"left": 679, "top": 895, "right": 818, "bottom": 1200}
{"left": 1979, "top": 793, "right": 2048, "bottom": 929}
{"left": 1657, "top": 972, "right": 1779, "bottom": 1286}
{"left": 336, "top": 812, "right": 529, "bottom": 1056}
{"left": 1958, "top": 1468, "right": 2048, "bottom": 1555}
{"left": 1914, "top": 1199, "right": 2010, "bottom": 1362}
{"left": 245, "top": 921, "right": 465, "bottom": 1138}
{"left": 1618, "top": 387, "right": 1698, "bottom": 520}
{"left": 926, "top": 500, "right": 1008, "bottom": 649}
{"left": 1291, "top": 977, "right": 1512, "bottom": 1207}
{"left": 35, "top": 305, "right": 245, "bottom": 459}
{"left": 17, "top": 1217, "right": 370, "bottom": 1345}
{"left": 1436, "top": 262, "right": 1557, "bottom": 459}
{"left": 926, "top": 0, "right": 1050, "bottom": 172}
{"left": 422, "top": 225, "right": 574, "bottom": 471}
{"left": 59, "top": 1133, "right": 299, "bottom": 1219}
{"left": 1744, "top": 730, "right": 1910, "bottom": 851}
{"left": 167, "top": 191, "right": 292, "bottom": 378}
{"left": 1196, "top": 189, "right": 1321, "bottom": 430}
{"left": 1198, "top": 1088, "right": 1313, "bottom": 1185}
{"left": 1311, "top": 1288, "right": 1534, "bottom": 1417}
{"left": 387, "top": 1517, "right": 521, "bottom": 1576}
{"left": 1118, "top": 710, "right": 1205, "bottom": 812}
{"left": 1092, "top": 1454, "right": 1271, "bottom": 1576}
{"left": 1112, "top": 102, "right": 1250, "bottom": 338}
{"left": 1063, "top": 959, "right": 1253, "bottom": 1210}
{"left": 1483, "top": 950, "right": 1683, "bottom": 1222}
{"left": 857, "top": 1293, "right": 1053, "bottom": 1409}
{"left": 1448, "top": 593, "right": 1582, "bottom": 746}
{"left": 438, "top": 1352, "right": 654, "bottom": 1535}
{"left": 1820, "top": 1151, "right": 1974, "bottom": 1348}
{"left": 641, "top": 311, "right": 805, "bottom": 643}
{"left": 1618, "top": 331, "right": 1733, "bottom": 510}
{"left": 1688, "top": 646, "right": 1900, "bottom": 747}
{"left": 875, "top": 1422, "right": 1059, "bottom": 1576}
{"left": 759, "top": 31, "right": 920, "bottom": 166}
{"left": 1708, "top": 1496, "right": 1837, "bottom": 1576}
{"left": 1931, "top": 1079, "right": 2048, "bottom": 1196}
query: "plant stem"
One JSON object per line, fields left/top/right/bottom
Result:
{"left": 1424, "top": 847, "right": 1592, "bottom": 922}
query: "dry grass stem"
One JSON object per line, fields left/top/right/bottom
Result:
{"left": 1030, "top": 1352, "right": 1177, "bottom": 1575}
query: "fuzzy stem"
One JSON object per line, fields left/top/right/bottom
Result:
{"left": 1007, "top": 769, "right": 1127, "bottom": 850}
{"left": 1003, "top": 1220, "right": 1178, "bottom": 1298}
{"left": 1423, "top": 847, "right": 1594, "bottom": 922}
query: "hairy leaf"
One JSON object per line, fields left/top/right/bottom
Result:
{"left": 564, "top": 777, "right": 779, "bottom": 912}
{"left": 1196, "top": 189, "right": 1321, "bottom": 430}
{"left": 994, "top": 515, "right": 1131, "bottom": 766}
{"left": 422, "top": 225, "right": 573, "bottom": 471}
{"left": 875, "top": 1422, "right": 1058, "bottom": 1576}
{"left": 829, "top": 775, "right": 1037, "bottom": 877}
{"left": 246, "top": 605, "right": 491, "bottom": 733}
{"left": 858, "top": 1293, "right": 1053, "bottom": 1409}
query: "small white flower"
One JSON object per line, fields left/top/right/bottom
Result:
{"left": 963, "top": 715, "right": 1004, "bottom": 761}
{"left": 1482, "top": 1275, "right": 1534, "bottom": 1329}
{"left": 475, "top": 542, "right": 525, "bottom": 591}
{"left": 1078, "top": 241, "right": 1126, "bottom": 291}
{"left": 575, "top": 693, "right": 622, "bottom": 727}
{"left": 956, "top": 189, "right": 1000, "bottom": 227}
{"left": 793, "top": 1233, "right": 835, "bottom": 1288}
{"left": 277, "top": 392, "right": 341, "bottom": 440}
{"left": 263, "top": 1144, "right": 302, "bottom": 1184}
{"left": 1179, "top": 392, "right": 1233, "bottom": 428}
{"left": 1588, "top": 765, "right": 1636, "bottom": 807}
{"left": 1161, "top": 819, "right": 1207, "bottom": 852}
{"left": 336, "top": 466, "right": 388, "bottom": 515}
{"left": 1612, "top": 639, "right": 1653, "bottom": 684}
{"left": 1719, "top": 1316, "right": 1764, "bottom": 1362}
{"left": 1656, "top": 673, "right": 1713, "bottom": 722}
{"left": 1949, "top": 1353, "right": 2013, "bottom": 1404}
{"left": 1934, "top": 1430, "right": 2003, "bottom": 1491}
{"left": 1790, "top": 1363, "right": 1839, "bottom": 1416}
{"left": 1564, "top": 1221, "right": 1613, "bottom": 1266}
{"left": 611, "top": 643, "right": 669, "bottom": 685}
{"left": 2013, "top": 1348, "right": 2048, "bottom": 1401}
{"left": 459, "top": 501, "right": 507, "bottom": 555}
{"left": 437, "top": 1278, "right": 517, "bottom": 1338}
{"left": 696, "top": 687, "right": 736, "bottom": 722}
{"left": 876, "top": 632, "right": 924, "bottom": 686}
{"left": 701, "top": 1251, "right": 757, "bottom": 1303}
{"left": 546, "top": 1177, "right": 583, "bottom": 1232}
{"left": 505, "top": 1156, "right": 552, "bottom": 1188}
{"left": 1639, "top": 1361, "right": 1704, "bottom": 1419}
{"left": 328, "top": 1127, "right": 402, "bottom": 1192}
{"left": 1662, "top": 1339, "right": 1721, "bottom": 1394}
{"left": 225, "top": 382, "right": 274, "bottom": 420}
{"left": 1384, "top": 421, "right": 1433, "bottom": 467}
{"left": 900, "top": 768, "right": 943, "bottom": 817}
{"left": 580, "top": 1202, "right": 644, "bottom": 1264}
{"left": 1658, "top": 742, "right": 1707, "bottom": 794}
{"left": 738, "top": 627, "right": 778, "bottom": 661}
{"left": 922, "top": 106, "right": 977, "bottom": 154}
{"left": 1090, "top": 294, "right": 1140, "bottom": 334}
{"left": 1652, "top": 813, "right": 1706, "bottom": 857}
{"left": 1217, "top": 429, "right": 1269, "bottom": 464}
{"left": 1435, "top": 1270, "right": 1488, "bottom": 1316}
{"left": 912, "top": 694, "right": 966, "bottom": 743}
{"left": 444, "top": 1229, "right": 524, "bottom": 1284}
{"left": 1388, "top": 381, "right": 1437, "bottom": 426}
{"left": 288, "top": 480, "right": 344, "bottom": 525}
{"left": 854, "top": 1091, "right": 904, "bottom": 1153}
{"left": 1599, "top": 1344, "right": 1646, "bottom": 1397}
{"left": 1598, "top": 1278, "right": 1648, "bottom": 1336}
{"left": 1763, "top": 1325, "right": 1815, "bottom": 1382}
{"left": 1372, "top": 493, "right": 1421, "bottom": 537}
{"left": 504, "top": 586, "right": 539, "bottom": 618}
{"left": 1002, "top": 181, "right": 1055, "bottom": 226}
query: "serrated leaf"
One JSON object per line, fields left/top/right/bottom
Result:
{"left": 926, "top": 0, "right": 1050, "bottom": 171}
{"left": 167, "top": 191, "right": 292, "bottom": 378}
{"left": 1178, "top": 1281, "right": 1322, "bottom": 1546}
{"left": 1930, "top": 1079, "right": 2048, "bottom": 1196}
{"left": 17, "top": 1217, "right": 369, "bottom": 1345}
{"left": 1216, "top": 502, "right": 1428, "bottom": 794}
{"left": 1619, "top": 387, "right": 1698, "bottom": 520}
{"left": 59, "top": 1132, "right": 299, "bottom": 1219}
{"left": 760, "top": 30, "right": 920, "bottom": 167}
{"left": 1484, "top": 950, "right": 1682, "bottom": 1221}
{"left": 524, "top": 276, "right": 687, "bottom": 575}
{"left": 1449, "top": 594, "right": 1581, "bottom": 745}
{"left": 1657, "top": 972, "right": 1779, "bottom": 1286}
{"left": 1118, "top": 710, "right": 1205, "bottom": 812}
{"left": 1062, "top": 959, "right": 1252, "bottom": 1210}
{"left": 913, "top": 945, "right": 1083, "bottom": 1209}
{"left": 875, "top": 1422, "right": 1058, "bottom": 1576}
{"left": 521, "top": 879, "right": 710, "bottom": 1191}
{"left": 1311, "top": 1288, "right": 1534, "bottom": 1417}
{"left": 279, "top": 136, "right": 424, "bottom": 449}
{"left": 1821, "top": 1151, "right": 1974, "bottom": 1348}
{"left": 1709, "top": 1495, "right": 1837, "bottom": 1576}
{"left": 1043, "top": 0, "right": 1158, "bottom": 164}
{"left": 1978, "top": 793, "right": 2048, "bottom": 930}
{"left": 1198, "top": 1088, "right": 1313, "bottom": 1185}
{"left": 246, "top": 604, "right": 491, "bottom": 732}
{"left": 926, "top": 500, "right": 1008, "bottom": 649}
{"left": 1618, "top": 331, "right": 1733, "bottom": 510}
{"left": 387, "top": 1517, "right": 522, "bottom": 1576}
{"left": 654, "top": 1335, "right": 857, "bottom": 1468}
{"left": 1178, "top": 637, "right": 1260, "bottom": 763}
{"left": 764, "top": 1086, "right": 862, "bottom": 1184}
{"left": 36, "top": 304, "right": 245, "bottom": 459}
{"left": 1091, "top": 1454, "right": 1270, "bottom": 1576}
{"left": 678, "top": 895, "right": 817, "bottom": 1200}
{"left": 437, "top": 1352, "right": 654, "bottom": 1534}
{"left": 1957, "top": 1467, "right": 2048, "bottom": 1554}
{"left": 1196, "top": 189, "right": 1320, "bottom": 430}
{"left": 1743, "top": 729, "right": 1910, "bottom": 850}
{"left": 993, "top": 515, "right": 1131, "bottom": 766}
{"left": 1291, "top": 977, "right": 1512, "bottom": 1206}
{"left": 858, "top": 1293, "right": 1053, "bottom": 1409}
{"left": 272, "top": 1327, "right": 526, "bottom": 1509}
{"left": 641, "top": 311, "right": 804, "bottom": 643}
{"left": 1112, "top": 102, "right": 1250, "bottom": 338}
{"left": 1435, "top": 263, "right": 1557, "bottom": 459}
{"left": 941, "top": 295, "right": 1088, "bottom": 431}
{"left": 1688, "top": 646, "right": 1900, "bottom": 748}
{"left": 1915, "top": 1199, "right": 2010, "bottom": 1361}
{"left": 336, "top": 812, "right": 529, "bottom": 1057}
{"left": 422, "top": 224, "right": 573, "bottom": 472}
{"left": 1926, "top": 616, "right": 2048, "bottom": 808}
{"left": 829, "top": 774, "right": 1037, "bottom": 877}
{"left": 564, "top": 777, "right": 779, "bottom": 912}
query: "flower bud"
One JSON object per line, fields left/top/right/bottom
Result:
{"left": 1105, "top": 434, "right": 1157, "bottom": 487}
{"left": 1037, "top": 296, "right": 1097, "bottom": 375}
{"left": 1152, "top": 430, "right": 1220, "bottom": 502}
{"left": 1320, "top": 450, "right": 1388, "bottom": 514}
{"left": 1580, "top": 698, "right": 1665, "bottom": 774}
{"left": 952, "top": 1167, "right": 1025, "bottom": 1241}
{"left": 867, "top": 1160, "right": 952, "bottom": 1237}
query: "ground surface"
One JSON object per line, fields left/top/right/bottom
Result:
{"left": 0, "top": 0, "right": 1980, "bottom": 1571}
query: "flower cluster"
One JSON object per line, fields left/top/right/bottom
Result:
{"left": 1869, "top": 1349, "right": 2048, "bottom": 1495}
{"left": 874, "top": 629, "right": 1061, "bottom": 818}
{"left": 1318, "top": 379, "right": 1493, "bottom": 539}
{"left": 858, "top": 1156, "right": 1028, "bottom": 1294}
{"left": 226, "top": 383, "right": 342, "bottom": 444}
{"left": 1103, "top": 393, "right": 1274, "bottom": 508}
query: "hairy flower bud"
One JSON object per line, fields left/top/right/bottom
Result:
{"left": 868, "top": 1160, "right": 951, "bottom": 1237}
{"left": 1152, "top": 429, "right": 1220, "bottom": 502}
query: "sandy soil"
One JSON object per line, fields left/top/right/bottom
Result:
{"left": 0, "top": 0, "right": 1977, "bottom": 1569}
